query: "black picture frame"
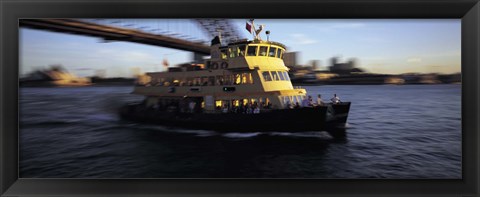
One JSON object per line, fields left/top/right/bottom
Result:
{"left": 1, "top": 0, "right": 479, "bottom": 196}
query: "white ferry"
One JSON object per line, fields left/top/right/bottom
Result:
{"left": 120, "top": 20, "right": 351, "bottom": 134}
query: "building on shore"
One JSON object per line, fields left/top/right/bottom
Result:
{"left": 20, "top": 65, "right": 91, "bottom": 87}
{"left": 282, "top": 52, "right": 298, "bottom": 68}
{"left": 329, "top": 57, "right": 364, "bottom": 75}
{"left": 283, "top": 54, "right": 459, "bottom": 85}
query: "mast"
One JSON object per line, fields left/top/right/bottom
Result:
{"left": 246, "top": 19, "right": 265, "bottom": 41}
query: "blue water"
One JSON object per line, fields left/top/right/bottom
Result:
{"left": 19, "top": 85, "right": 461, "bottom": 178}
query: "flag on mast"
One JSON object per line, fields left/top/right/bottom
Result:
{"left": 246, "top": 20, "right": 253, "bottom": 34}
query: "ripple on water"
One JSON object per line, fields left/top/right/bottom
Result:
{"left": 19, "top": 85, "right": 462, "bottom": 178}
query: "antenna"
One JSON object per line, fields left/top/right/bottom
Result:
{"left": 254, "top": 24, "right": 265, "bottom": 41}
{"left": 216, "top": 28, "right": 223, "bottom": 44}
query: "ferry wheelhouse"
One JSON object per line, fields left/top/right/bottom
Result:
{"left": 121, "top": 22, "right": 351, "bottom": 133}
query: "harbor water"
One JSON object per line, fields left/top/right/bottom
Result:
{"left": 19, "top": 85, "right": 461, "bottom": 178}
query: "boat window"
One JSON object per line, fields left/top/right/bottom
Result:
{"left": 242, "top": 73, "right": 253, "bottom": 84}
{"left": 262, "top": 71, "right": 272, "bottom": 81}
{"left": 220, "top": 49, "right": 228, "bottom": 59}
{"left": 229, "top": 47, "right": 237, "bottom": 58}
{"left": 229, "top": 75, "right": 235, "bottom": 85}
{"left": 224, "top": 75, "right": 234, "bottom": 85}
{"left": 259, "top": 46, "right": 268, "bottom": 56}
{"left": 238, "top": 45, "right": 246, "bottom": 57}
{"left": 271, "top": 71, "right": 280, "bottom": 81}
{"left": 164, "top": 78, "right": 173, "bottom": 86}
{"left": 232, "top": 100, "right": 240, "bottom": 107}
{"left": 241, "top": 74, "right": 247, "bottom": 84}
{"left": 247, "top": 45, "right": 258, "bottom": 56}
{"left": 186, "top": 77, "right": 193, "bottom": 86}
{"left": 242, "top": 99, "right": 249, "bottom": 105}
{"left": 179, "top": 78, "right": 186, "bottom": 86}
{"left": 216, "top": 75, "right": 224, "bottom": 85}
{"left": 201, "top": 77, "right": 209, "bottom": 86}
{"left": 268, "top": 47, "right": 277, "bottom": 57}
{"left": 276, "top": 49, "right": 284, "bottom": 58}
{"left": 173, "top": 79, "right": 180, "bottom": 86}
{"left": 277, "top": 71, "right": 285, "bottom": 80}
{"left": 234, "top": 74, "right": 242, "bottom": 85}
{"left": 208, "top": 76, "right": 215, "bottom": 86}
{"left": 215, "top": 100, "right": 223, "bottom": 108}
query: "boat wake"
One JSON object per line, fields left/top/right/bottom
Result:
{"left": 122, "top": 123, "right": 217, "bottom": 137}
{"left": 223, "top": 131, "right": 334, "bottom": 139}
{"left": 268, "top": 131, "right": 334, "bottom": 139}
{"left": 120, "top": 122, "right": 337, "bottom": 139}
{"left": 222, "top": 132, "right": 262, "bottom": 138}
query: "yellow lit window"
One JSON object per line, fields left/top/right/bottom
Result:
{"left": 230, "top": 47, "right": 237, "bottom": 58}
{"left": 234, "top": 74, "right": 242, "bottom": 85}
{"left": 215, "top": 100, "right": 222, "bottom": 107}
{"left": 220, "top": 49, "right": 228, "bottom": 59}
{"left": 242, "top": 73, "right": 253, "bottom": 84}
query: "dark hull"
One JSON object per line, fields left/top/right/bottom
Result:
{"left": 120, "top": 102, "right": 351, "bottom": 133}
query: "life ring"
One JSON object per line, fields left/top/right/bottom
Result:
{"left": 220, "top": 62, "right": 228, "bottom": 69}
{"left": 211, "top": 62, "right": 219, "bottom": 69}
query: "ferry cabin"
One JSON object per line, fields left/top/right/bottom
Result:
{"left": 134, "top": 38, "right": 307, "bottom": 113}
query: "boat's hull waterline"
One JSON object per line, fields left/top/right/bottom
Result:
{"left": 120, "top": 102, "right": 351, "bottom": 134}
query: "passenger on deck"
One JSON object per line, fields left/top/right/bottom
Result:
{"left": 222, "top": 104, "right": 229, "bottom": 113}
{"left": 316, "top": 94, "right": 324, "bottom": 106}
{"left": 253, "top": 106, "right": 260, "bottom": 114}
{"left": 189, "top": 101, "right": 196, "bottom": 113}
{"left": 266, "top": 102, "right": 272, "bottom": 109}
{"left": 294, "top": 102, "right": 300, "bottom": 109}
{"left": 285, "top": 100, "right": 292, "bottom": 109}
{"left": 246, "top": 106, "right": 253, "bottom": 114}
{"left": 331, "top": 94, "right": 341, "bottom": 104}
{"left": 302, "top": 96, "right": 310, "bottom": 107}
{"left": 308, "top": 95, "right": 314, "bottom": 106}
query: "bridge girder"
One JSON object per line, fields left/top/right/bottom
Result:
{"left": 20, "top": 19, "right": 211, "bottom": 55}
{"left": 194, "top": 19, "right": 245, "bottom": 44}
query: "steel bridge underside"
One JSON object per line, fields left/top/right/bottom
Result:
{"left": 20, "top": 19, "right": 211, "bottom": 55}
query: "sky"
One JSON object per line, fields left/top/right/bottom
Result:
{"left": 20, "top": 19, "right": 461, "bottom": 78}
